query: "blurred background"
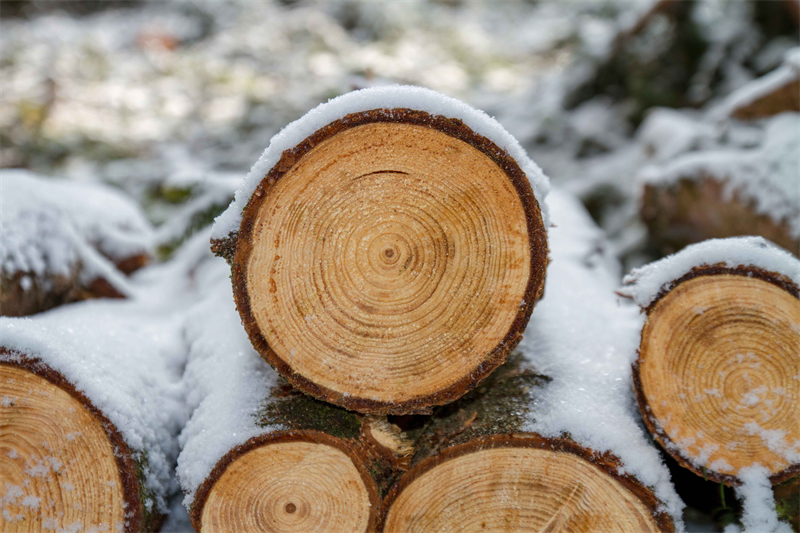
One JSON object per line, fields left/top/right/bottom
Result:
{"left": 1, "top": 1, "right": 798, "bottom": 530}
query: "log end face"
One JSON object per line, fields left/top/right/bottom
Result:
{"left": 234, "top": 111, "right": 548, "bottom": 414}
{"left": 382, "top": 436, "right": 672, "bottom": 533}
{"left": 637, "top": 274, "right": 800, "bottom": 484}
{"left": 0, "top": 363, "right": 134, "bottom": 532}
{"left": 195, "top": 434, "right": 377, "bottom": 533}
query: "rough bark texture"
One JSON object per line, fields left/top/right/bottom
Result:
{"left": 641, "top": 178, "right": 800, "bottom": 257}
{"left": 0, "top": 354, "right": 160, "bottom": 533}
{"left": 213, "top": 108, "right": 548, "bottom": 415}
{"left": 0, "top": 252, "right": 148, "bottom": 317}
{"left": 189, "top": 378, "right": 414, "bottom": 533}
{"left": 379, "top": 353, "right": 676, "bottom": 532}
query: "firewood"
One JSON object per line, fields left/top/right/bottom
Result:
{"left": 210, "top": 87, "right": 549, "bottom": 415}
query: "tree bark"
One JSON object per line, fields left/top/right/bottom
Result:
{"left": 0, "top": 355, "right": 161, "bottom": 533}
{"left": 633, "top": 265, "right": 800, "bottom": 488}
{"left": 641, "top": 177, "right": 800, "bottom": 257}
{"left": 0, "top": 252, "right": 147, "bottom": 317}
{"left": 212, "top": 108, "right": 548, "bottom": 415}
{"left": 379, "top": 353, "right": 676, "bottom": 533}
{"left": 189, "top": 378, "right": 414, "bottom": 533}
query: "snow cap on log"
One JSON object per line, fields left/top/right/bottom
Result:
{"left": 621, "top": 236, "right": 800, "bottom": 309}
{"left": 1, "top": 170, "right": 154, "bottom": 315}
{"left": 0, "top": 300, "right": 187, "bottom": 530}
{"left": 638, "top": 113, "right": 800, "bottom": 246}
{"left": 211, "top": 84, "right": 550, "bottom": 242}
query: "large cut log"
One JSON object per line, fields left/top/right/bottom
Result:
{"left": 210, "top": 86, "right": 550, "bottom": 415}
{"left": 623, "top": 237, "right": 800, "bottom": 530}
{"left": 379, "top": 189, "right": 683, "bottom": 532}
{"left": 178, "top": 279, "right": 411, "bottom": 533}
{"left": 640, "top": 113, "right": 800, "bottom": 257}
{"left": 0, "top": 170, "right": 153, "bottom": 316}
{"left": 0, "top": 301, "right": 185, "bottom": 532}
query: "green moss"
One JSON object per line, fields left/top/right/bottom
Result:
{"left": 408, "top": 352, "right": 550, "bottom": 465}
{"left": 132, "top": 450, "right": 162, "bottom": 532}
{"left": 776, "top": 492, "right": 800, "bottom": 520}
{"left": 258, "top": 386, "right": 362, "bottom": 440}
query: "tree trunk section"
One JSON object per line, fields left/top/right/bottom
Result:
{"left": 633, "top": 265, "right": 800, "bottom": 489}
{"left": 641, "top": 177, "right": 800, "bottom": 257}
{"left": 0, "top": 356, "right": 160, "bottom": 533}
{"left": 189, "top": 380, "right": 414, "bottom": 533}
{"left": 212, "top": 108, "right": 548, "bottom": 415}
{"left": 379, "top": 354, "right": 676, "bottom": 533}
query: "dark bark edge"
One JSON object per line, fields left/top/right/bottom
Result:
{"left": 0, "top": 352, "right": 150, "bottom": 532}
{"left": 633, "top": 266, "right": 800, "bottom": 486}
{"left": 221, "top": 107, "right": 549, "bottom": 415}
{"left": 378, "top": 433, "right": 676, "bottom": 533}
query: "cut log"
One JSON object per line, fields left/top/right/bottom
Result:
{"left": 179, "top": 281, "right": 412, "bottom": 533}
{"left": 380, "top": 354, "right": 676, "bottom": 533}
{"left": 210, "top": 87, "right": 549, "bottom": 415}
{"left": 639, "top": 113, "right": 800, "bottom": 257}
{"left": 0, "top": 356, "right": 156, "bottom": 532}
{"left": 0, "top": 298, "right": 186, "bottom": 533}
{"left": 624, "top": 238, "right": 800, "bottom": 488}
{"left": 0, "top": 170, "right": 153, "bottom": 316}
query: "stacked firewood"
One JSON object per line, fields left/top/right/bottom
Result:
{"left": 1, "top": 85, "right": 798, "bottom": 533}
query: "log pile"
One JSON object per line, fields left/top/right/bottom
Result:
{"left": 7, "top": 86, "right": 799, "bottom": 532}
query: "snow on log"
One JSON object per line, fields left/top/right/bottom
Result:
{"left": 640, "top": 113, "right": 800, "bottom": 256}
{"left": 178, "top": 280, "right": 415, "bottom": 533}
{"left": 0, "top": 299, "right": 186, "bottom": 532}
{"left": 623, "top": 237, "right": 799, "bottom": 526}
{"left": 380, "top": 355, "right": 675, "bottom": 533}
{"left": 0, "top": 170, "right": 154, "bottom": 316}
{"left": 714, "top": 48, "right": 800, "bottom": 120}
{"left": 209, "top": 86, "right": 550, "bottom": 415}
{"left": 381, "top": 190, "right": 683, "bottom": 533}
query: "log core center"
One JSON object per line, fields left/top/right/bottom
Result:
{"left": 0, "top": 364, "right": 127, "bottom": 533}
{"left": 246, "top": 122, "right": 533, "bottom": 404}
{"left": 639, "top": 275, "right": 800, "bottom": 478}
{"left": 201, "top": 441, "right": 371, "bottom": 533}
{"left": 383, "top": 446, "right": 661, "bottom": 533}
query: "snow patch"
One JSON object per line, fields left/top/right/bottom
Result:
{"left": 211, "top": 85, "right": 550, "bottom": 240}
{"left": 621, "top": 236, "right": 800, "bottom": 308}
{"left": 519, "top": 189, "right": 685, "bottom": 530}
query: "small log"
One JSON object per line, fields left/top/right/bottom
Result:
{"left": 0, "top": 171, "right": 153, "bottom": 317}
{"left": 379, "top": 354, "right": 676, "bottom": 533}
{"left": 0, "top": 355, "right": 160, "bottom": 533}
{"left": 639, "top": 114, "right": 800, "bottom": 257}
{"left": 641, "top": 177, "right": 799, "bottom": 256}
{"left": 188, "top": 382, "right": 410, "bottom": 533}
{"left": 213, "top": 93, "right": 548, "bottom": 415}
{"left": 632, "top": 264, "right": 800, "bottom": 487}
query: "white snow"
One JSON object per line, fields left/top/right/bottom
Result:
{"left": 519, "top": 189, "right": 686, "bottom": 530}
{"left": 621, "top": 236, "right": 800, "bottom": 308}
{"left": 0, "top": 228, "right": 228, "bottom": 516}
{"left": 712, "top": 47, "right": 800, "bottom": 119}
{"left": 0, "top": 170, "right": 153, "bottom": 292}
{"left": 731, "top": 465, "right": 794, "bottom": 533}
{"left": 639, "top": 113, "right": 800, "bottom": 239}
{"left": 211, "top": 85, "right": 551, "bottom": 241}
{"left": 176, "top": 276, "right": 281, "bottom": 508}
